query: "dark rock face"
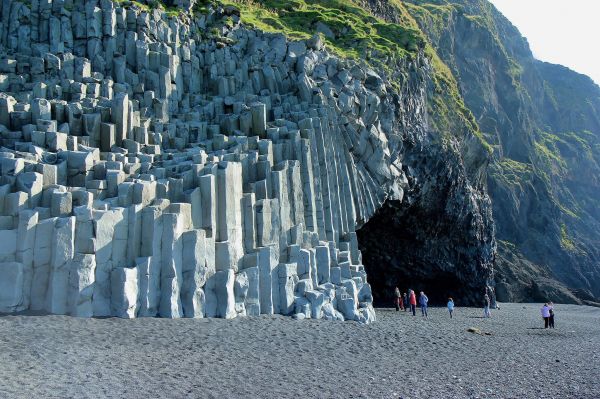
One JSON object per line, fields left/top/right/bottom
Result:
{"left": 352, "top": 0, "right": 496, "bottom": 306}
{"left": 358, "top": 140, "right": 495, "bottom": 307}
{"left": 404, "top": 0, "right": 600, "bottom": 303}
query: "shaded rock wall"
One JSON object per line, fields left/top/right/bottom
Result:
{"left": 353, "top": 0, "right": 496, "bottom": 306}
{"left": 358, "top": 141, "right": 495, "bottom": 306}
{"left": 403, "top": 0, "right": 600, "bottom": 303}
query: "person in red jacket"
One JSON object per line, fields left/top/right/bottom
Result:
{"left": 408, "top": 289, "right": 417, "bottom": 316}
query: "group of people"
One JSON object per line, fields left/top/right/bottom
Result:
{"left": 393, "top": 287, "right": 557, "bottom": 327}
{"left": 541, "top": 302, "right": 556, "bottom": 328}
{"left": 394, "top": 288, "right": 431, "bottom": 317}
{"left": 392, "top": 288, "right": 493, "bottom": 319}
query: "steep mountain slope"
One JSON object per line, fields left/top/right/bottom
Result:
{"left": 404, "top": 0, "right": 600, "bottom": 303}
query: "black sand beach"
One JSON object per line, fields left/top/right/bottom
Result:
{"left": 1, "top": 303, "right": 599, "bottom": 398}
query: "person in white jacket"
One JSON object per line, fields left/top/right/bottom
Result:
{"left": 541, "top": 303, "right": 551, "bottom": 328}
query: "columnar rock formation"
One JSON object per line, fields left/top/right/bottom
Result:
{"left": 0, "top": 0, "right": 426, "bottom": 321}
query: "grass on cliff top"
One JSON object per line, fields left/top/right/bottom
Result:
{"left": 219, "top": 0, "right": 424, "bottom": 63}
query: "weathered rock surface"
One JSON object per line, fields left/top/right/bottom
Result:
{"left": 354, "top": 0, "right": 496, "bottom": 306}
{"left": 0, "top": 0, "right": 436, "bottom": 322}
{"left": 403, "top": 0, "right": 600, "bottom": 304}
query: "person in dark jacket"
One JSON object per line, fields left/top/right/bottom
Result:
{"left": 548, "top": 302, "right": 555, "bottom": 328}
{"left": 403, "top": 292, "right": 409, "bottom": 312}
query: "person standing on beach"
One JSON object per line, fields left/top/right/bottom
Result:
{"left": 409, "top": 289, "right": 417, "bottom": 316}
{"left": 483, "top": 293, "right": 491, "bottom": 318}
{"left": 403, "top": 292, "right": 409, "bottom": 312}
{"left": 394, "top": 287, "right": 402, "bottom": 311}
{"left": 541, "top": 303, "right": 551, "bottom": 328}
{"left": 419, "top": 291, "right": 429, "bottom": 317}
{"left": 548, "top": 302, "right": 555, "bottom": 328}
{"left": 447, "top": 297, "right": 455, "bottom": 318}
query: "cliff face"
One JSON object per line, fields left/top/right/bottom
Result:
{"left": 404, "top": 0, "right": 600, "bottom": 303}
{"left": 1, "top": 0, "right": 414, "bottom": 321}
{"left": 0, "top": 0, "right": 499, "bottom": 318}
{"left": 353, "top": 0, "right": 495, "bottom": 306}
{"left": 6, "top": 0, "right": 594, "bottom": 314}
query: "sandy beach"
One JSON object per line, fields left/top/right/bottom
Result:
{"left": 1, "top": 303, "right": 598, "bottom": 398}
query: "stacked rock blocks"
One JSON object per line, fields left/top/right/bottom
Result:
{"left": 0, "top": 0, "right": 408, "bottom": 322}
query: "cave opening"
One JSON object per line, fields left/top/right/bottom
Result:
{"left": 357, "top": 200, "right": 468, "bottom": 307}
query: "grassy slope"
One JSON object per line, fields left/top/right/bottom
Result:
{"left": 220, "top": 0, "right": 424, "bottom": 63}
{"left": 213, "top": 0, "right": 490, "bottom": 153}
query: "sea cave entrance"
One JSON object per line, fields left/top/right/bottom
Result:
{"left": 356, "top": 200, "right": 466, "bottom": 307}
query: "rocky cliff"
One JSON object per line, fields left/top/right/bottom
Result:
{"left": 0, "top": 0, "right": 405, "bottom": 321}
{"left": 354, "top": 0, "right": 496, "bottom": 306}
{"left": 404, "top": 0, "right": 600, "bottom": 304}
{"left": 0, "top": 0, "right": 500, "bottom": 318}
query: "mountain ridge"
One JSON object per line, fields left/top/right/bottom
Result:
{"left": 401, "top": 0, "right": 600, "bottom": 303}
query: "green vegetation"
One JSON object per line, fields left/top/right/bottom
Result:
{"left": 428, "top": 45, "right": 491, "bottom": 153}
{"left": 114, "top": 0, "right": 153, "bottom": 12}
{"left": 491, "top": 158, "right": 533, "bottom": 190}
{"left": 500, "top": 158, "right": 532, "bottom": 174}
{"left": 542, "top": 80, "right": 559, "bottom": 111}
{"left": 114, "top": 0, "right": 490, "bottom": 152}
{"left": 560, "top": 224, "right": 577, "bottom": 252}
{"left": 193, "top": 0, "right": 219, "bottom": 14}
{"left": 108, "top": 0, "right": 491, "bottom": 153}
{"left": 113, "top": 0, "right": 189, "bottom": 18}
{"left": 534, "top": 133, "right": 567, "bottom": 173}
{"left": 219, "top": 0, "right": 424, "bottom": 65}
{"left": 534, "top": 130, "right": 600, "bottom": 178}
{"left": 558, "top": 204, "right": 579, "bottom": 220}
{"left": 402, "top": 1, "right": 454, "bottom": 43}
{"left": 165, "top": 6, "right": 183, "bottom": 17}
{"left": 531, "top": 129, "right": 599, "bottom": 220}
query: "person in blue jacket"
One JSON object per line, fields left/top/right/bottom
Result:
{"left": 447, "top": 297, "right": 455, "bottom": 318}
{"left": 419, "top": 291, "right": 429, "bottom": 317}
